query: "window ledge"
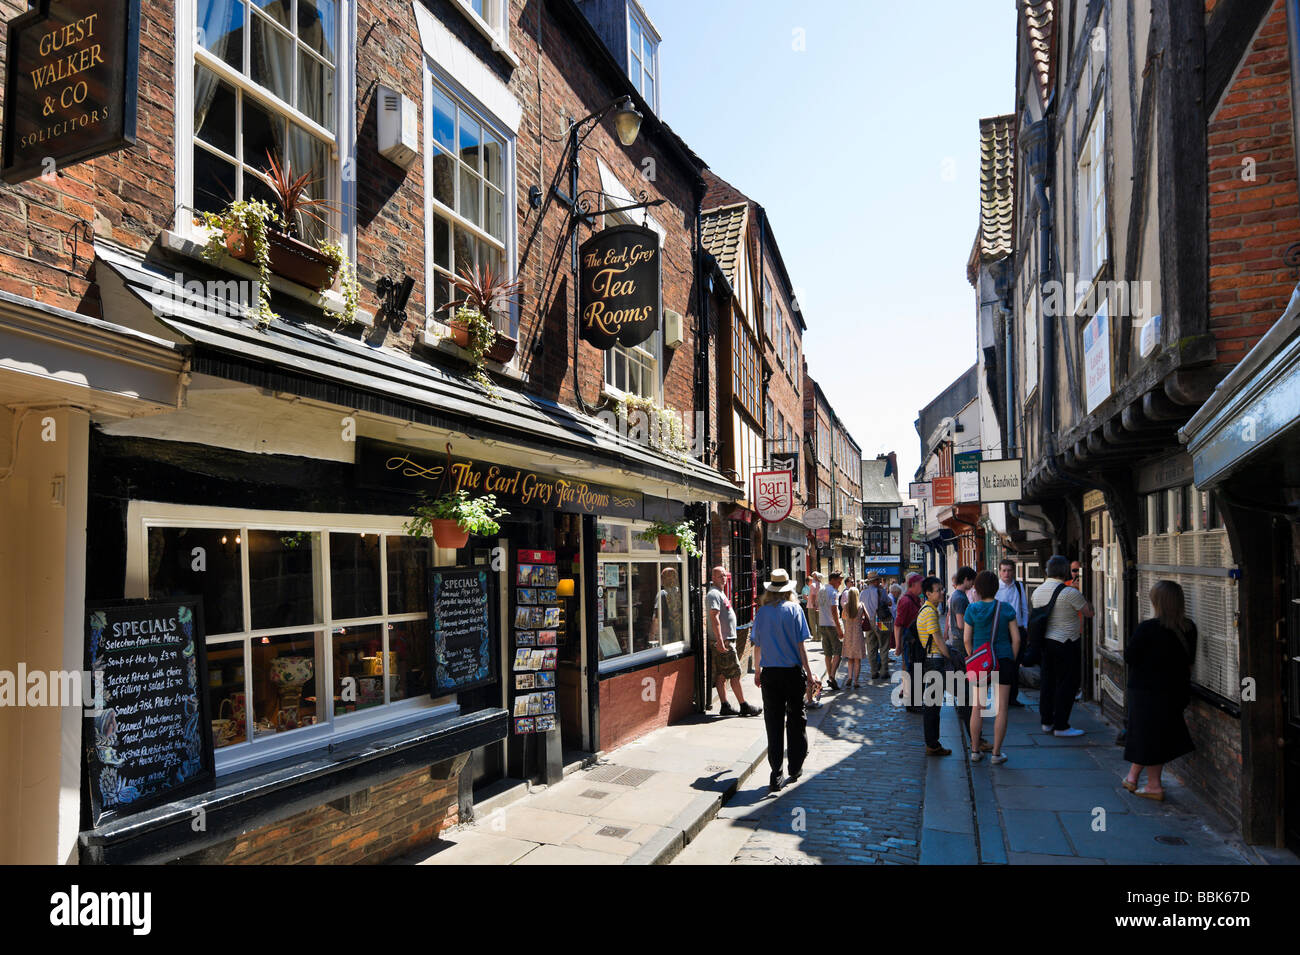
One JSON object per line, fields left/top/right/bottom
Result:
{"left": 78, "top": 706, "right": 508, "bottom": 864}
{"left": 160, "top": 229, "right": 375, "bottom": 327}
{"left": 422, "top": 320, "right": 524, "bottom": 382}
{"left": 450, "top": 0, "right": 521, "bottom": 69}
{"left": 598, "top": 643, "right": 688, "bottom": 677}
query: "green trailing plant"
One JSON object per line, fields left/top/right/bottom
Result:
{"left": 199, "top": 198, "right": 280, "bottom": 327}
{"left": 403, "top": 489, "right": 509, "bottom": 539}
{"left": 318, "top": 240, "right": 360, "bottom": 326}
{"left": 616, "top": 394, "right": 690, "bottom": 459}
{"left": 442, "top": 262, "right": 523, "bottom": 398}
{"left": 636, "top": 519, "right": 702, "bottom": 558}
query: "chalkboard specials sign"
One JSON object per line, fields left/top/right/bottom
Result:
{"left": 84, "top": 598, "right": 214, "bottom": 826}
{"left": 2, "top": 0, "right": 141, "bottom": 184}
{"left": 428, "top": 568, "right": 498, "bottom": 694}
{"left": 578, "top": 224, "right": 661, "bottom": 349}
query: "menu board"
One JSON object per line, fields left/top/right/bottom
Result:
{"left": 85, "top": 598, "right": 214, "bottom": 826}
{"left": 429, "top": 568, "right": 498, "bottom": 694}
{"left": 511, "top": 550, "right": 562, "bottom": 735}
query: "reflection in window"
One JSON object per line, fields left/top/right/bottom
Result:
{"left": 248, "top": 530, "right": 319, "bottom": 630}
{"left": 148, "top": 526, "right": 244, "bottom": 635}
{"left": 330, "top": 532, "right": 381, "bottom": 620}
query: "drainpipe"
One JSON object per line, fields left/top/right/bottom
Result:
{"left": 692, "top": 180, "right": 710, "bottom": 715}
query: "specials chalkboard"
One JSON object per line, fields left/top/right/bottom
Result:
{"left": 428, "top": 568, "right": 498, "bottom": 694}
{"left": 85, "top": 598, "right": 214, "bottom": 825}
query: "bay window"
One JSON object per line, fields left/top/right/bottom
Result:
{"left": 596, "top": 519, "right": 689, "bottom": 669}
{"left": 131, "top": 504, "right": 453, "bottom": 773}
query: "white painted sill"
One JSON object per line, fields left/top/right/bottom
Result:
{"left": 422, "top": 319, "right": 525, "bottom": 382}
{"left": 161, "top": 228, "right": 375, "bottom": 327}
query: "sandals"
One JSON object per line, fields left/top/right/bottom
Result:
{"left": 1135, "top": 788, "right": 1165, "bottom": 801}
{"left": 1121, "top": 778, "right": 1138, "bottom": 793}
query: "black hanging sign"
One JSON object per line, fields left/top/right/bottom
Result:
{"left": 428, "top": 567, "right": 499, "bottom": 694}
{"left": 770, "top": 449, "right": 800, "bottom": 488}
{"left": 578, "top": 224, "right": 661, "bottom": 349}
{"left": 84, "top": 597, "right": 214, "bottom": 826}
{"left": 2, "top": 0, "right": 140, "bottom": 184}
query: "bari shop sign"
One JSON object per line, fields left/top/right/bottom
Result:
{"left": 578, "top": 224, "right": 661, "bottom": 349}
{"left": 753, "top": 470, "right": 793, "bottom": 523}
{"left": 2, "top": 0, "right": 140, "bottom": 184}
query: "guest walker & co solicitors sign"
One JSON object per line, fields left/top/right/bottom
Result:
{"left": 2, "top": 0, "right": 140, "bottom": 184}
{"left": 578, "top": 224, "right": 661, "bottom": 349}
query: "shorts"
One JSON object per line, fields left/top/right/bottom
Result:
{"left": 711, "top": 640, "right": 741, "bottom": 681}
{"left": 819, "top": 625, "right": 842, "bottom": 659}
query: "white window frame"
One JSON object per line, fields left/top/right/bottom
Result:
{"left": 595, "top": 518, "right": 689, "bottom": 674}
{"left": 422, "top": 62, "right": 518, "bottom": 339}
{"left": 454, "top": 0, "right": 512, "bottom": 55}
{"left": 124, "top": 501, "right": 459, "bottom": 775}
{"left": 1078, "top": 107, "right": 1108, "bottom": 285}
{"left": 177, "top": 0, "right": 356, "bottom": 258}
{"left": 626, "top": 1, "right": 660, "bottom": 113}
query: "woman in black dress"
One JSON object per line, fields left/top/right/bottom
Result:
{"left": 1122, "top": 580, "right": 1197, "bottom": 801}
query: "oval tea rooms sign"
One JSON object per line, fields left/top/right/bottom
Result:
{"left": 578, "top": 224, "right": 661, "bottom": 349}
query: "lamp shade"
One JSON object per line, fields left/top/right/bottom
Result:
{"left": 613, "top": 98, "right": 643, "bottom": 146}
{"left": 557, "top": 578, "right": 575, "bottom": 597}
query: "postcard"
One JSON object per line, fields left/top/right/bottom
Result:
{"left": 513, "top": 695, "right": 530, "bottom": 717}
{"left": 543, "top": 566, "right": 559, "bottom": 587}
{"left": 527, "top": 693, "right": 542, "bottom": 716}
{"left": 543, "top": 608, "right": 561, "bottom": 628}
{"left": 537, "top": 629, "right": 557, "bottom": 647}
{"left": 517, "top": 588, "right": 535, "bottom": 605}
{"left": 516, "top": 630, "right": 536, "bottom": 647}
{"left": 541, "top": 648, "right": 557, "bottom": 670}
{"left": 541, "top": 691, "right": 556, "bottom": 714}
{"left": 515, "top": 674, "right": 534, "bottom": 690}
{"left": 514, "top": 717, "right": 534, "bottom": 735}
{"left": 534, "top": 715, "right": 556, "bottom": 733}
{"left": 603, "top": 563, "right": 620, "bottom": 588}
{"left": 537, "top": 588, "right": 557, "bottom": 604}
{"left": 517, "top": 564, "right": 535, "bottom": 586}
{"left": 534, "top": 671, "right": 555, "bottom": 688}
{"left": 512, "top": 648, "right": 532, "bottom": 671}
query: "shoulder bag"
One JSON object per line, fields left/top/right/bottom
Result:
{"left": 964, "top": 601, "right": 1000, "bottom": 681}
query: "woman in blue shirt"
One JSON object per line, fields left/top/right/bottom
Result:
{"left": 963, "top": 570, "right": 1021, "bottom": 764}
{"left": 752, "top": 569, "right": 819, "bottom": 793}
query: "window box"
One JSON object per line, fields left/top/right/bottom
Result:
{"left": 222, "top": 225, "right": 338, "bottom": 292}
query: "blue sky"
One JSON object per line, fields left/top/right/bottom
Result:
{"left": 646, "top": 0, "right": 1017, "bottom": 484}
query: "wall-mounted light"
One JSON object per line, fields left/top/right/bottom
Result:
{"left": 557, "top": 578, "right": 575, "bottom": 597}
{"left": 377, "top": 274, "right": 415, "bottom": 323}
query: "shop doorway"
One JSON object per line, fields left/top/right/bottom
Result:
{"left": 1285, "top": 522, "right": 1300, "bottom": 853}
{"left": 553, "top": 512, "right": 589, "bottom": 755}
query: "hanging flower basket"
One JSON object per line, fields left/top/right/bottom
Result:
{"left": 636, "top": 520, "right": 703, "bottom": 558}
{"left": 430, "top": 518, "right": 470, "bottom": 549}
{"left": 657, "top": 534, "right": 680, "bottom": 554}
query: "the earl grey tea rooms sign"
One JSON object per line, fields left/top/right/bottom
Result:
{"left": 578, "top": 224, "right": 661, "bottom": 349}
{"left": 2, "top": 0, "right": 140, "bottom": 184}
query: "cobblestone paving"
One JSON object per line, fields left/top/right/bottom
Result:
{"left": 728, "top": 670, "right": 931, "bottom": 865}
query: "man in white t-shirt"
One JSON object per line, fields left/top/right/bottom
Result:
{"left": 818, "top": 571, "right": 844, "bottom": 691}
{"left": 706, "top": 566, "right": 761, "bottom": 717}
{"left": 1032, "top": 555, "right": 1094, "bottom": 736}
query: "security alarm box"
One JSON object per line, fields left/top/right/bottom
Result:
{"left": 377, "top": 86, "right": 418, "bottom": 169}
{"left": 664, "top": 309, "right": 684, "bottom": 348}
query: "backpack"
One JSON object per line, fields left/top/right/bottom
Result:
{"left": 900, "top": 594, "right": 930, "bottom": 664}
{"left": 1024, "top": 581, "right": 1064, "bottom": 666}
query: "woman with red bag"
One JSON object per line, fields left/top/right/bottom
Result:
{"left": 963, "top": 571, "right": 1021, "bottom": 765}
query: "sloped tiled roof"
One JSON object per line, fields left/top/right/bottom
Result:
{"left": 700, "top": 203, "right": 748, "bottom": 290}
{"left": 968, "top": 114, "right": 1016, "bottom": 285}
{"left": 1022, "top": 0, "right": 1056, "bottom": 109}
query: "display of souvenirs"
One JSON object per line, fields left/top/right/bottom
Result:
{"left": 536, "top": 630, "right": 557, "bottom": 646}
{"left": 543, "top": 608, "right": 561, "bottom": 628}
{"left": 516, "top": 674, "right": 534, "bottom": 690}
{"left": 534, "top": 715, "right": 556, "bottom": 732}
{"left": 514, "top": 717, "right": 535, "bottom": 734}
{"left": 540, "top": 691, "right": 556, "bottom": 714}
{"left": 517, "top": 588, "right": 536, "bottom": 605}
{"left": 541, "top": 648, "right": 557, "bottom": 670}
{"left": 534, "top": 671, "right": 555, "bottom": 688}
{"left": 516, "top": 630, "right": 536, "bottom": 647}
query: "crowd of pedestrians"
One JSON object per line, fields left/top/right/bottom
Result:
{"left": 738, "top": 558, "right": 1201, "bottom": 798}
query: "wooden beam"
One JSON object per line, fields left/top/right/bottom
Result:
{"left": 1206, "top": 0, "right": 1276, "bottom": 109}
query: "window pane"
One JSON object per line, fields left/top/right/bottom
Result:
{"left": 484, "top": 185, "right": 504, "bottom": 240}
{"left": 458, "top": 112, "right": 480, "bottom": 170}
{"left": 598, "top": 561, "right": 630, "bottom": 658}
{"left": 251, "top": 630, "right": 322, "bottom": 737}
{"left": 206, "top": 640, "right": 247, "bottom": 746}
{"left": 453, "top": 226, "right": 473, "bottom": 277}
{"left": 433, "top": 214, "right": 451, "bottom": 271}
{"left": 631, "top": 563, "right": 659, "bottom": 653}
{"left": 248, "top": 530, "right": 319, "bottom": 630}
{"left": 431, "top": 148, "right": 455, "bottom": 209}
{"left": 253, "top": 1, "right": 292, "bottom": 28}
{"left": 431, "top": 88, "right": 456, "bottom": 152}
{"left": 297, "top": 57, "right": 335, "bottom": 132}
{"left": 299, "top": 0, "right": 337, "bottom": 63}
{"left": 330, "top": 532, "right": 381, "bottom": 619}
{"left": 193, "top": 145, "right": 237, "bottom": 214}
{"left": 655, "top": 564, "right": 684, "bottom": 645}
{"left": 596, "top": 523, "right": 629, "bottom": 554}
{"left": 251, "top": 12, "right": 295, "bottom": 104}
{"left": 194, "top": 68, "right": 237, "bottom": 156}
{"left": 147, "top": 527, "right": 244, "bottom": 636}
{"left": 387, "top": 536, "right": 430, "bottom": 614}
{"left": 333, "top": 623, "right": 386, "bottom": 711}
{"left": 241, "top": 96, "right": 281, "bottom": 175}
{"left": 459, "top": 165, "right": 481, "bottom": 225}
{"left": 482, "top": 132, "right": 503, "bottom": 188}
{"left": 287, "top": 125, "right": 332, "bottom": 243}
{"left": 644, "top": 74, "right": 654, "bottom": 108}
{"left": 197, "top": 0, "right": 244, "bottom": 70}
{"left": 388, "top": 620, "right": 429, "bottom": 700}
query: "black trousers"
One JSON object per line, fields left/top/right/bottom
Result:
{"left": 921, "top": 657, "right": 945, "bottom": 747}
{"left": 1040, "top": 639, "right": 1081, "bottom": 730}
{"left": 760, "top": 667, "right": 808, "bottom": 775}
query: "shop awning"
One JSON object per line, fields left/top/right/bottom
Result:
{"left": 93, "top": 242, "right": 739, "bottom": 503}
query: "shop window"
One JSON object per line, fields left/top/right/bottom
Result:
{"left": 729, "top": 520, "right": 754, "bottom": 627}
{"left": 142, "top": 512, "right": 449, "bottom": 771}
{"left": 188, "top": 0, "right": 341, "bottom": 247}
{"left": 596, "top": 519, "right": 689, "bottom": 669}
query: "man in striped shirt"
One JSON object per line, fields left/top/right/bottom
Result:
{"left": 916, "top": 576, "right": 953, "bottom": 756}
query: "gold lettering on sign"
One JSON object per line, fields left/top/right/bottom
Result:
{"left": 19, "top": 11, "right": 110, "bottom": 151}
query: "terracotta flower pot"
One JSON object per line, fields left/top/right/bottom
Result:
{"left": 657, "top": 534, "right": 680, "bottom": 554}
{"left": 223, "top": 226, "right": 338, "bottom": 292}
{"left": 446, "top": 317, "right": 472, "bottom": 348}
{"left": 486, "top": 331, "right": 517, "bottom": 364}
{"left": 431, "top": 518, "right": 469, "bottom": 549}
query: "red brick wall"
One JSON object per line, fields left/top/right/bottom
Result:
{"left": 202, "top": 764, "right": 459, "bottom": 865}
{"left": 598, "top": 655, "right": 695, "bottom": 751}
{"left": 1175, "top": 700, "right": 1242, "bottom": 831}
{"left": 1207, "top": 0, "right": 1300, "bottom": 370}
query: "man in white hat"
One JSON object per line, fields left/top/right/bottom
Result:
{"left": 751, "top": 568, "right": 819, "bottom": 791}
